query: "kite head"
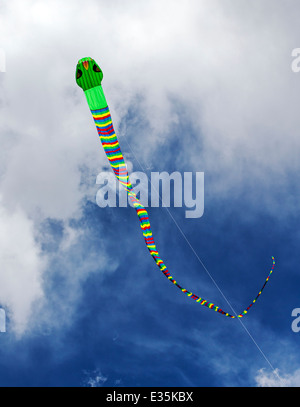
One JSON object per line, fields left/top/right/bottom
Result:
{"left": 76, "top": 57, "right": 103, "bottom": 91}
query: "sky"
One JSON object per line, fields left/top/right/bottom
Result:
{"left": 0, "top": 0, "right": 300, "bottom": 387}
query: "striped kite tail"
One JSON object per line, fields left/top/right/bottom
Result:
{"left": 236, "top": 256, "right": 275, "bottom": 318}
{"left": 90, "top": 105, "right": 275, "bottom": 319}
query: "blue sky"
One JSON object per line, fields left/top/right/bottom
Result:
{"left": 0, "top": 0, "right": 300, "bottom": 387}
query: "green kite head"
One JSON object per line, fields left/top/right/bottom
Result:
{"left": 76, "top": 57, "right": 103, "bottom": 91}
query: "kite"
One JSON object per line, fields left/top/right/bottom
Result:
{"left": 76, "top": 56, "right": 275, "bottom": 318}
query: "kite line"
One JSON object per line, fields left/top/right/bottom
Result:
{"left": 76, "top": 56, "right": 275, "bottom": 318}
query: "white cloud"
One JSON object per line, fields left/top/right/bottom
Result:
{"left": 0, "top": 198, "right": 45, "bottom": 335}
{"left": 83, "top": 368, "right": 108, "bottom": 387}
{"left": 255, "top": 368, "right": 300, "bottom": 387}
{"left": 0, "top": 0, "right": 299, "bottom": 215}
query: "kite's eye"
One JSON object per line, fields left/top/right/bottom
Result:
{"left": 76, "top": 69, "right": 82, "bottom": 79}
{"left": 93, "top": 64, "right": 101, "bottom": 73}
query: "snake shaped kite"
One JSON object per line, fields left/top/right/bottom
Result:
{"left": 76, "top": 56, "right": 275, "bottom": 319}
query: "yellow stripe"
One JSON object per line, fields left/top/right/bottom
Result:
{"left": 141, "top": 224, "right": 150, "bottom": 230}
{"left": 138, "top": 210, "right": 148, "bottom": 215}
{"left": 95, "top": 119, "right": 113, "bottom": 126}
{"left": 99, "top": 134, "right": 116, "bottom": 140}
{"left": 108, "top": 154, "right": 123, "bottom": 160}
{"left": 110, "top": 162, "right": 125, "bottom": 168}
{"left": 102, "top": 142, "right": 119, "bottom": 148}
{"left": 92, "top": 111, "right": 111, "bottom": 119}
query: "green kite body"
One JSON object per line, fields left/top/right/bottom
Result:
{"left": 76, "top": 56, "right": 275, "bottom": 318}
